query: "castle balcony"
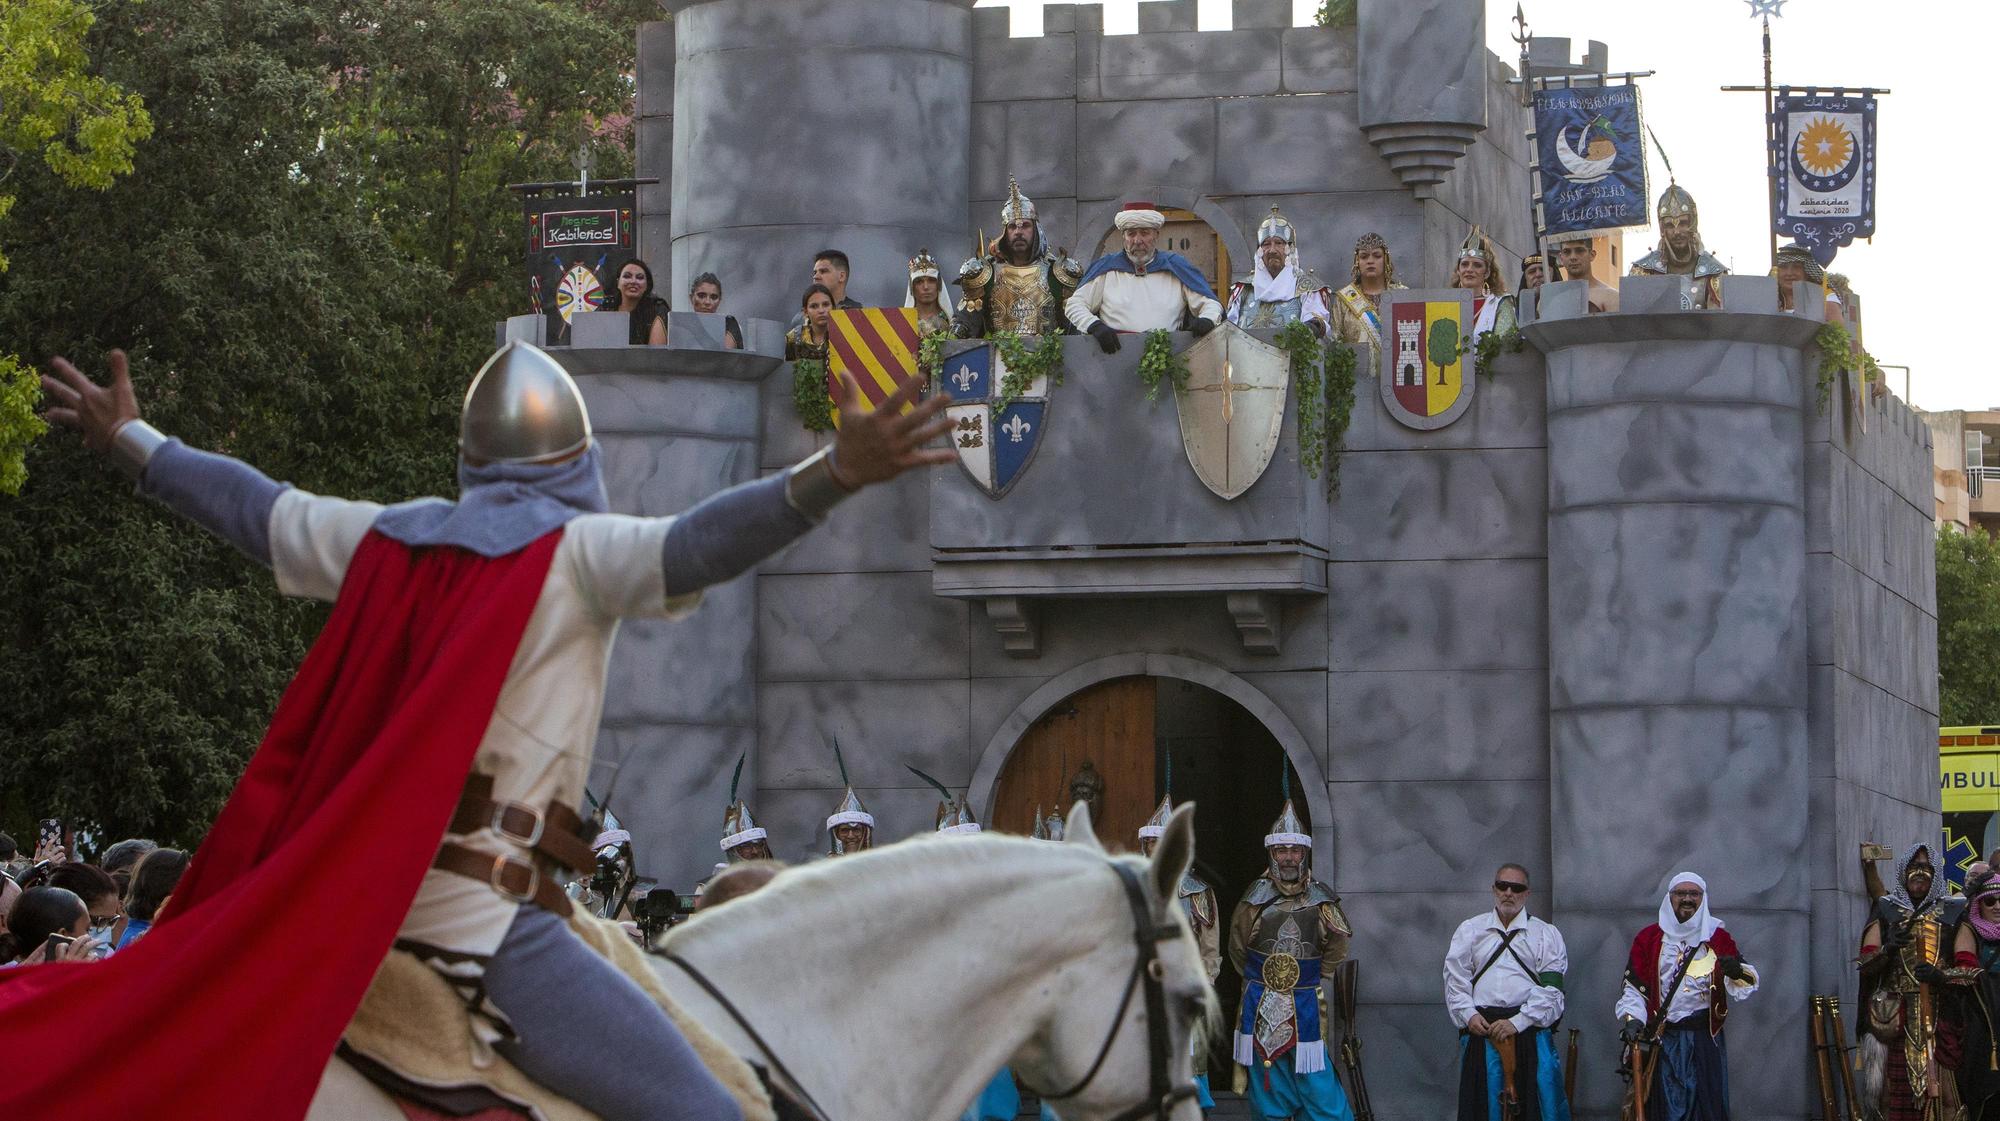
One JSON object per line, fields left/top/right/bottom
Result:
{"left": 926, "top": 332, "right": 1331, "bottom": 657}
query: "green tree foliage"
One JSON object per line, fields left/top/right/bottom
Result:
{"left": 0, "top": 0, "right": 650, "bottom": 845}
{"left": 1938, "top": 528, "right": 2000, "bottom": 726}
{"left": 1427, "top": 317, "right": 1459, "bottom": 384}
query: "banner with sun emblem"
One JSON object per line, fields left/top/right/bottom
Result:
{"left": 1775, "top": 90, "right": 1877, "bottom": 263}
{"left": 1531, "top": 83, "right": 1650, "bottom": 239}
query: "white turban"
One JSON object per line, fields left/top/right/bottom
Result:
{"left": 1658, "top": 871, "right": 1723, "bottom": 943}
{"left": 1114, "top": 207, "right": 1165, "bottom": 231}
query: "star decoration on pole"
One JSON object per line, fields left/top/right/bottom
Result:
{"left": 1746, "top": 0, "right": 1786, "bottom": 16}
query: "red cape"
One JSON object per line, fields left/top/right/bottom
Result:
{"left": 0, "top": 528, "right": 562, "bottom": 1119}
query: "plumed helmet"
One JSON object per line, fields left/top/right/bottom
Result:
{"left": 720, "top": 800, "right": 767, "bottom": 853}
{"left": 459, "top": 341, "right": 592, "bottom": 464}
{"left": 1000, "top": 176, "right": 1039, "bottom": 225}
{"left": 1657, "top": 183, "right": 1698, "bottom": 223}
{"left": 1264, "top": 799, "right": 1310, "bottom": 849}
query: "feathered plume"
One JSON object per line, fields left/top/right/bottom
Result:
{"left": 831, "top": 737, "right": 851, "bottom": 786}
{"left": 906, "top": 764, "right": 954, "bottom": 801}
{"left": 1645, "top": 124, "right": 1677, "bottom": 183}
{"left": 728, "top": 752, "right": 746, "bottom": 803}
{"left": 1281, "top": 763, "right": 1291, "bottom": 800}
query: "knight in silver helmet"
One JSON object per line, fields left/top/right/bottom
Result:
{"left": 824, "top": 738, "right": 874, "bottom": 856}
{"left": 39, "top": 338, "right": 954, "bottom": 1121}
{"left": 1225, "top": 205, "right": 1334, "bottom": 337}
{"left": 721, "top": 753, "right": 773, "bottom": 862}
{"left": 1229, "top": 791, "right": 1356, "bottom": 1121}
{"left": 1630, "top": 182, "right": 1729, "bottom": 308}
{"left": 954, "top": 176, "right": 1082, "bottom": 338}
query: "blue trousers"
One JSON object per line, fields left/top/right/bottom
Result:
{"left": 482, "top": 905, "right": 744, "bottom": 1121}
{"left": 1652, "top": 1022, "right": 1730, "bottom": 1121}
{"left": 1457, "top": 1030, "right": 1571, "bottom": 1121}
{"left": 1245, "top": 1060, "right": 1355, "bottom": 1121}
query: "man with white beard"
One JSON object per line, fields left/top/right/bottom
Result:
{"left": 1228, "top": 797, "right": 1355, "bottom": 1121}
{"left": 1443, "top": 863, "right": 1571, "bottom": 1121}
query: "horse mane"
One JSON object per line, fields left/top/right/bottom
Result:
{"left": 665, "top": 832, "right": 1149, "bottom": 955}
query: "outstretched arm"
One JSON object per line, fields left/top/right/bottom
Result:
{"left": 656, "top": 367, "right": 951, "bottom": 597}
{"left": 42, "top": 352, "right": 288, "bottom": 566}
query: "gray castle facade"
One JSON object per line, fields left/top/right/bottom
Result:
{"left": 546, "top": 3, "right": 1941, "bottom": 1118}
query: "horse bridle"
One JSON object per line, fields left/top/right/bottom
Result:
{"left": 1035, "top": 860, "right": 1204, "bottom": 1121}
{"left": 664, "top": 859, "right": 1199, "bottom": 1121}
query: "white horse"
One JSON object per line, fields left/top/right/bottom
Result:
{"left": 310, "top": 802, "right": 1212, "bottom": 1121}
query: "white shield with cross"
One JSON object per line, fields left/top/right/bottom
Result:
{"left": 1174, "top": 322, "right": 1289, "bottom": 501}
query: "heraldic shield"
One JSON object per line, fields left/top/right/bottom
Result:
{"left": 938, "top": 340, "right": 1048, "bottom": 499}
{"left": 1176, "top": 322, "right": 1289, "bottom": 500}
{"left": 1379, "top": 289, "right": 1476, "bottom": 431}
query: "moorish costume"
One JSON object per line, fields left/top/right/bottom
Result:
{"left": 1616, "top": 872, "right": 1758, "bottom": 1121}
{"left": 1228, "top": 800, "right": 1355, "bottom": 1121}
{"left": 1443, "top": 898, "right": 1571, "bottom": 1121}
{"left": 954, "top": 178, "right": 1080, "bottom": 338}
{"left": 1859, "top": 844, "right": 1963, "bottom": 1121}
{"left": 1224, "top": 206, "right": 1333, "bottom": 336}
{"left": 1066, "top": 202, "right": 1223, "bottom": 346}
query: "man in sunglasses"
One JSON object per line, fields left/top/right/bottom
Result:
{"left": 1442, "top": 863, "right": 1573, "bottom": 1121}
{"left": 1616, "top": 872, "right": 1757, "bottom": 1121}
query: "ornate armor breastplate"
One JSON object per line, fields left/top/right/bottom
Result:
{"left": 991, "top": 262, "right": 1054, "bottom": 335}
{"left": 1241, "top": 294, "right": 1303, "bottom": 328}
{"left": 1244, "top": 897, "right": 1330, "bottom": 1056}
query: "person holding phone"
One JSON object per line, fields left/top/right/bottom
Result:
{"left": 1, "top": 887, "right": 97, "bottom": 966}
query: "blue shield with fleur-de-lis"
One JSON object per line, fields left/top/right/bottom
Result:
{"left": 937, "top": 340, "right": 1051, "bottom": 499}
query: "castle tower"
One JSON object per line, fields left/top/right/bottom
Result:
{"left": 666, "top": 0, "right": 977, "bottom": 323}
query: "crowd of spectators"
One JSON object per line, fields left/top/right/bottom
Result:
{"left": 0, "top": 830, "right": 188, "bottom": 966}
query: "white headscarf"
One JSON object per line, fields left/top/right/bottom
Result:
{"left": 1658, "top": 870, "right": 1723, "bottom": 943}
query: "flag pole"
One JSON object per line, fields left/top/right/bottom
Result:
{"left": 1761, "top": 14, "right": 1777, "bottom": 264}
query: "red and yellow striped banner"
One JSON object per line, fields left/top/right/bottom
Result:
{"left": 827, "top": 308, "right": 920, "bottom": 423}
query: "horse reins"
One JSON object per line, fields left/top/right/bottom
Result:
{"left": 663, "top": 859, "right": 1200, "bottom": 1121}
{"left": 1035, "top": 860, "right": 1204, "bottom": 1121}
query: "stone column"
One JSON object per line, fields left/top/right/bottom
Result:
{"left": 1529, "top": 279, "right": 1821, "bottom": 1119}
{"left": 1356, "top": 0, "right": 1485, "bottom": 199}
{"left": 669, "top": 0, "right": 975, "bottom": 324}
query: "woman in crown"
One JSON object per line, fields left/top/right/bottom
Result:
{"left": 1452, "top": 226, "right": 1516, "bottom": 347}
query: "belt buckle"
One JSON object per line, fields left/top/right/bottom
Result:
{"left": 489, "top": 853, "right": 540, "bottom": 904}
{"left": 490, "top": 800, "right": 545, "bottom": 848}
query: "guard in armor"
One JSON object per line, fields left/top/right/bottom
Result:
{"left": 1141, "top": 792, "right": 1220, "bottom": 1111}
{"left": 823, "top": 739, "right": 873, "bottom": 856}
{"left": 954, "top": 177, "right": 1081, "bottom": 338}
{"left": 1225, "top": 206, "right": 1333, "bottom": 337}
{"left": 1229, "top": 797, "right": 1356, "bottom": 1121}
{"left": 13, "top": 340, "right": 951, "bottom": 1118}
{"left": 1858, "top": 843, "right": 1961, "bottom": 1121}
{"left": 720, "top": 754, "right": 773, "bottom": 862}
{"left": 1329, "top": 233, "right": 1407, "bottom": 377}
{"left": 1630, "top": 182, "right": 1728, "bottom": 309}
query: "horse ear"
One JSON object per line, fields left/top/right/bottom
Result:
{"left": 1150, "top": 803, "right": 1196, "bottom": 902}
{"left": 1066, "top": 800, "right": 1101, "bottom": 850}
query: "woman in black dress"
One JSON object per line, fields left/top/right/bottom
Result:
{"left": 604, "top": 257, "right": 669, "bottom": 345}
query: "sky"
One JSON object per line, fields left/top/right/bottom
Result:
{"left": 976, "top": 0, "right": 1993, "bottom": 412}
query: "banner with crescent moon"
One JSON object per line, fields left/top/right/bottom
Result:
{"left": 1531, "top": 83, "right": 1650, "bottom": 240}
{"left": 1774, "top": 90, "right": 1877, "bottom": 265}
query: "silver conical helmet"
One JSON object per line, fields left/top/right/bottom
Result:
{"left": 1264, "top": 798, "right": 1309, "bottom": 849}
{"left": 937, "top": 796, "right": 982, "bottom": 835}
{"left": 720, "top": 800, "right": 767, "bottom": 853}
{"left": 460, "top": 341, "right": 592, "bottom": 464}
{"left": 826, "top": 785, "right": 874, "bottom": 832}
{"left": 1137, "top": 794, "right": 1175, "bottom": 842}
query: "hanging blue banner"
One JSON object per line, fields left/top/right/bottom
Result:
{"left": 1774, "top": 90, "right": 1877, "bottom": 266}
{"left": 1532, "top": 84, "right": 1651, "bottom": 239}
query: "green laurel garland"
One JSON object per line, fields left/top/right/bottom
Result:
{"left": 1813, "top": 322, "right": 1882, "bottom": 415}
{"left": 1273, "top": 323, "right": 1357, "bottom": 494}
{"left": 1138, "top": 329, "right": 1189, "bottom": 402}
{"left": 1472, "top": 327, "right": 1525, "bottom": 374}
{"left": 792, "top": 358, "right": 833, "bottom": 432}
{"left": 1320, "top": 336, "right": 1357, "bottom": 497}
{"left": 993, "top": 331, "right": 1066, "bottom": 410}
{"left": 917, "top": 329, "right": 950, "bottom": 375}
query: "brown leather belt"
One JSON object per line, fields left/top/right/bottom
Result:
{"left": 443, "top": 773, "right": 593, "bottom": 874}
{"left": 432, "top": 842, "right": 573, "bottom": 917}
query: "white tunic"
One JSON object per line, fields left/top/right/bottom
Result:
{"left": 1442, "top": 909, "right": 1569, "bottom": 1033}
{"left": 1064, "top": 265, "right": 1223, "bottom": 334}
{"left": 1613, "top": 934, "right": 1759, "bottom": 1024}
{"left": 267, "top": 489, "right": 699, "bottom": 956}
